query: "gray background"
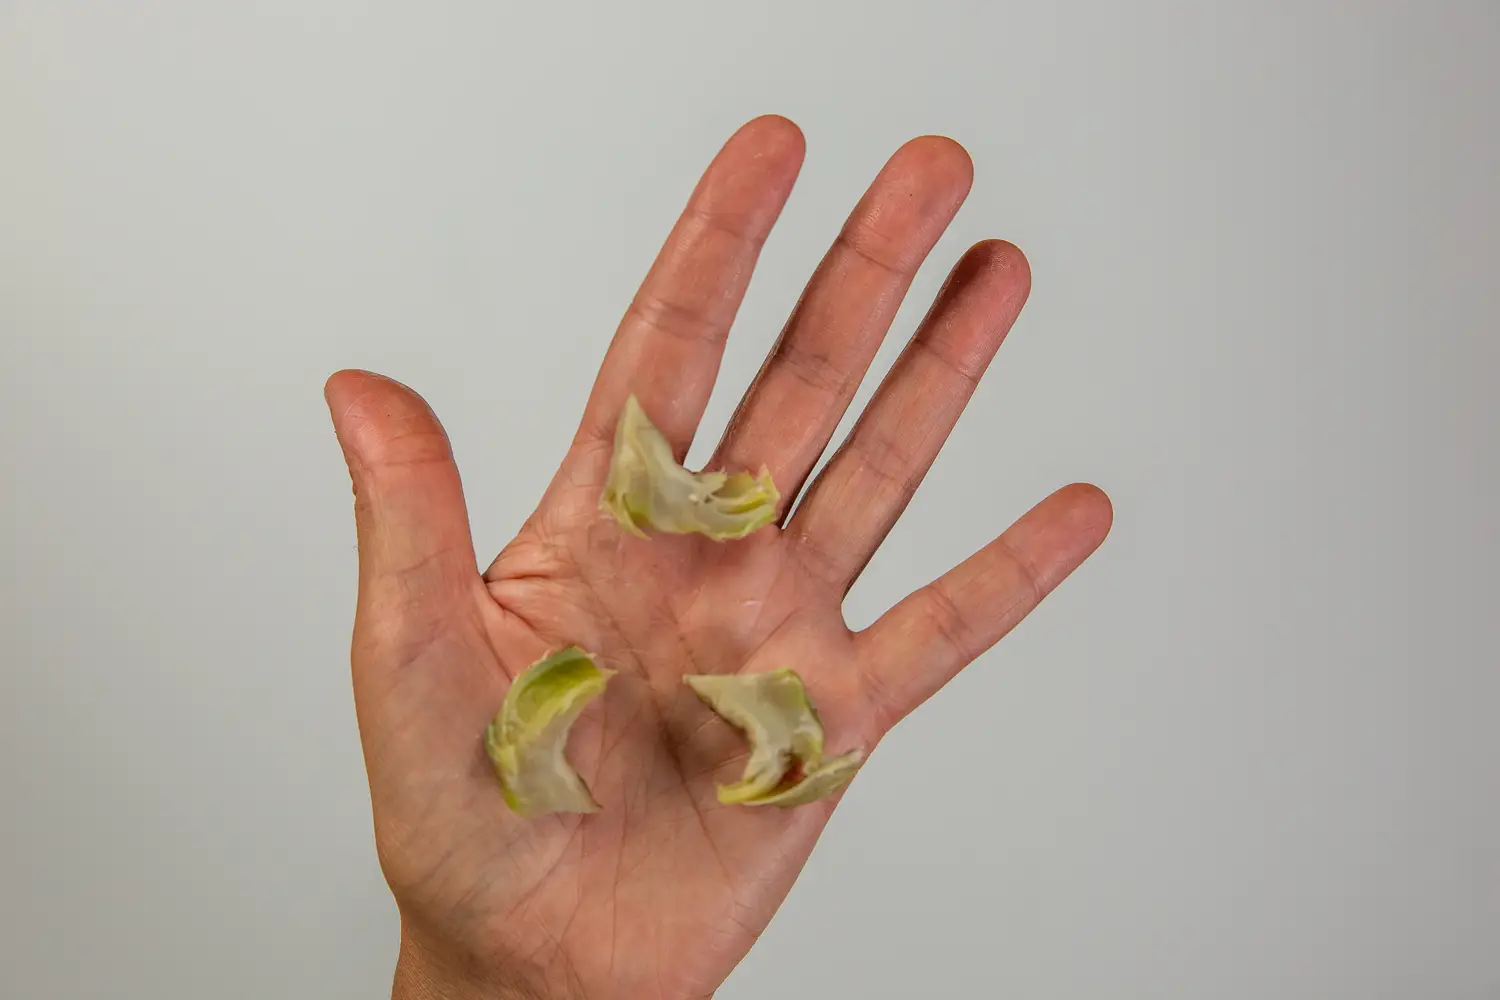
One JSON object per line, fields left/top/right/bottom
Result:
{"left": 2, "top": 2, "right": 1496, "bottom": 998}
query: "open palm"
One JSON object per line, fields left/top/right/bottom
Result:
{"left": 325, "top": 115, "right": 1112, "bottom": 1000}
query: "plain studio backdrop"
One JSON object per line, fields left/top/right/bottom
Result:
{"left": 2, "top": 3, "right": 1497, "bottom": 998}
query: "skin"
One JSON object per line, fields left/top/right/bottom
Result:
{"left": 324, "top": 114, "right": 1114, "bottom": 1000}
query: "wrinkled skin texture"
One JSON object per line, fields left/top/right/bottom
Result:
{"left": 325, "top": 115, "right": 1113, "bottom": 1000}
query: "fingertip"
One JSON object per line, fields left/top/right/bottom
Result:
{"left": 719, "top": 115, "right": 806, "bottom": 187}
{"left": 324, "top": 370, "right": 370, "bottom": 469}
{"left": 1057, "top": 482, "right": 1115, "bottom": 542}
{"left": 869, "top": 135, "right": 973, "bottom": 226}
{"left": 900, "top": 134, "right": 975, "bottom": 192}
{"left": 324, "top": 368, "right": 370, "bottom": 410}
{"left": 322, "top": 370, "right": 451, "bottom": 473}
{"left": 947, "top": 239, "right": 1032, "bottom": 307}
{"left": 323, "top": 369, "right": 383, "bottom": 460}
{"left": 689, "top": 114, "right": 807, "bottom": 241}
{"left": 969, "top": 239, "right": 1030, "bottom": 283}
{"left": 324, "top": 368, "right": 411, "bottom": 412}
{"left": 735, "top": 113, "right": 806, "bottom": 159}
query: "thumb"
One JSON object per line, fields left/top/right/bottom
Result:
{"left": 324, "top": 370, "right": 478, "bottom": 626}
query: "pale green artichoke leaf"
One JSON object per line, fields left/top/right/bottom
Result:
{"left": 600, "top": 395, "right": 779, "bottom": 541}
{"left": 685, "top": 669, "right": 861, "bottom": 807}
{"left": 485, "top": 646, "right": 614, "bottom": 818}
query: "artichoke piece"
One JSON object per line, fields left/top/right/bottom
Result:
{"left": 600, "top": 395, "right": 779, "bottom": 541}
{"left": 685, "top": 669, "right": 864, "bottom": 808}
{"left": 485, "top": 646, "right": 614, "bottom": 818}
{"left": 746, "top": 750, "right": 864, "bottom": 808}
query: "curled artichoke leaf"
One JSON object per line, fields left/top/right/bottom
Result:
{"left": 749, "top": 750, "right": 864, "bottom": 808}
{"left": 485, "top": 646, "right": 614, "bottom": 818}
{"left": 685, "top": 669, "right": 864, "bottom": 807}
{"left": 600, "top": 395, "right": 779, "bottom": 541}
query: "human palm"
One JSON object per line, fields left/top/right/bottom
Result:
{"left": 325, "top": 116, "right": 1112, "bottom": 1000}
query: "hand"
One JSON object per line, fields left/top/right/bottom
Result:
{"left": 325, "top": 115, "right": 1112, "bottom": 1000}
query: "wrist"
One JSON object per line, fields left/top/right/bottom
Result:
{"left": 391, "top": 928, "right": 542, "bottom": 1000}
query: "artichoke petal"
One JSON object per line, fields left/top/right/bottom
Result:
{"left": 600, "top": 395, "right": 779, "bottom": 541}
{"left": 685, "top": 669, "right": 862, "bottom": 808}
{"left": 485, "top": 646, "right": 614, "bottom": 818}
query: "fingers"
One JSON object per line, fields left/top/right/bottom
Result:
{"left": 575, "top": 115, "right": 805, "bottom": 460}
{"left": 325, "top": 370, "right": 478, "bottom": 631}
{"left": 787, "top": 240, "right": 1031, "bottom": 588}
{"left": 711, "top": 136, "right": 973, "bottom": 507}
{"left": 856, "top": 483, "right": 1112, "bottom": 729}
